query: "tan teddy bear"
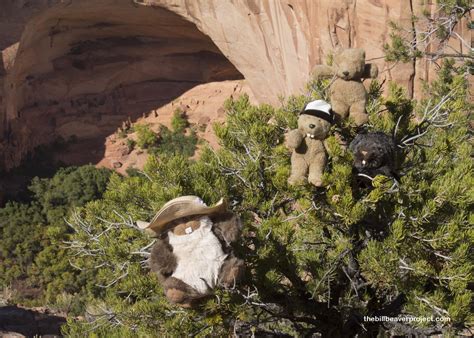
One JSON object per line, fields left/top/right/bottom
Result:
{"left": 312, "top": 48, "right": 378, "bottom": 126}
{"left": 286, "top": 100, "right": 334, "bottom": 187}
{"left": 137, "top": 196, "right": 244, "bottom": 308}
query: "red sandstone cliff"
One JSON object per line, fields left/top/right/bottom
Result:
{"left": 0, "top": 0, "right": 471, "bottom": 173}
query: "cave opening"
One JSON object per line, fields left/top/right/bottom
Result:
{"left": 0, "top": 2, "right": 244, "bottom": 203}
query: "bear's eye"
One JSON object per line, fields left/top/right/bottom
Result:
{"left": 309, "top": 124, "right": 315, "bottom": 129}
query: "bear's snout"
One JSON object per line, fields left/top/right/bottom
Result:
{"left": 343, "top": 71, "right": 349, "bottom": 76}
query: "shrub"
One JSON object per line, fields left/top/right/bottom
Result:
{"left": 150, "top": 125, "right": 197, "bottom": 158}
{"left": 0, "top": 165, "right": 112, "bottom": 312}
{"left": 126, "top": 138, "right": 136, "bottom": 152}
{"left": 171, "top": 108, "right": 189, "bottom": 133}
{"left": 134, "top": 124, "right": 158, "bottom": 149}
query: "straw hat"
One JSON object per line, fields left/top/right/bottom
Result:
{"left": 137, "top": 196, "right": 228, "bottom": 235}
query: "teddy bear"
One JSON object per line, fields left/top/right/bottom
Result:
{"left": 286, "top": 100, "right": 334, "bottom": 187}
{"left": 350, "top": 132, "right": 399, "bottom": 185}
{"left": 137, "top": 196, "right": 244, "bottom": 307}
{"left": 312, "top": 48, "right": 378, "bottom": 126}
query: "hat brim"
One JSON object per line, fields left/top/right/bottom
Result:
{"left": 137, "top": 196, "right": 228, "bottom": 235}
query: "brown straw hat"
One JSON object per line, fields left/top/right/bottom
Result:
{"left": 137, "top": 196, "right": 228, "bottom": 235}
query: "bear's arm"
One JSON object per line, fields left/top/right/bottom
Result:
{"left": 211, "top": 212, "right": 242, "bottom": 246}
{"left": 149, "top": 237, "right": 177, "bottom": 282}
{"left": 285, "top": 129, "right": 304, "bottom": 149}
{"left": 362, "top": 63, "right": 378, "bottom": 79}
{"left": 312, "top": 65, "right": 334, "bottom": 80}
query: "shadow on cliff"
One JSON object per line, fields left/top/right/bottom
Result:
{"left": 0, "top": 305, "right": 66, "bottom": 336}
{"left": 0, "top": 75, "right": 241, "bottom": 205}
{"left": 0, "top": 2, "right": 246, "bottom": 204}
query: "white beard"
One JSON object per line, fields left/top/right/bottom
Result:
{"left": 168, "top": 216, "right": 227, "bottom": 295}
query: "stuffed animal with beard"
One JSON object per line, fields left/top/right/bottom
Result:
{"left": 286, "top": 100, "right": 335, "bottom": 187}
{"left": 137, "top": 196, "right": 244, "bottom": 307}
{"left": 349, "top": 132, "right": 398, "bottom": 181}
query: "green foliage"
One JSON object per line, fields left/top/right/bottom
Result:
{"left": 150, "top": 125, "right": 197, "bottom": 158}
{"left": 29, "top": 166, "right": 111, "bottom": 223}
{"left": 171, "top": 108, "right": 189, "bottom": 133}
{"left": 0, "top": 203, "right": 44, "bottom": 284}
{"left": 64, "top": 63, "right": 472, "bottom": 336}
{"left": 134, "top": 124, "right": 158, "bottom": 149}
{"left": 383, "top": 2, "right": 471, "bottom": 65}
{"left": 383, "top": 28, "right": 422, "bottom": 62}
{"left": 437, "top": 0, "right": 472, "bottom": 16}
{"left": 134, "top": 115, "right": 197, "bottom": 158}
{"left": 125, "top": 138, "right": 136, "bottom": 152}
{"left": 0, "top": 165, "right": 112, "bottom": 314}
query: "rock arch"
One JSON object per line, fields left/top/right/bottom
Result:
{"left": 0, "top": 1, "right": 242, "bottom": 171}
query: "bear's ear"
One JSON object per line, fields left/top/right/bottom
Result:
{"left": 363, "top": 63, "right": 379, "bottom": 78}
{"left": 211, "top": 212, "right": 242, "bottom": 245}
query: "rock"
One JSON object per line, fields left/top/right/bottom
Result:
{"left": 178, "top": 103, "right": 190, "bottom": 112}
{"left": 0, "top": 331, "right": 25, "bottom": 338}
{"left": 0, "top": 0, "right": 470, "bottom": 173}
{"left": 197, "top": 116, "right": 210, "bottom": 125}
{"left": 0, "top": 0, "right": 243, "bottom": 172}
{"left": 0, "top": 305, "right": 66, "bottom": 337}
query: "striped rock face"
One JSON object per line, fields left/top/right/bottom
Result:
{"left": 0, "top": 0, "right": 470, "bottom": 173}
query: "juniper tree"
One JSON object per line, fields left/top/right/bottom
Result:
{"left": 383, "top": 0, "right": 472, "bottom": 65}
{"left": 0, "top": 165, "right": 112, "bottom": 313}
{"left": 64, "top": 58, "right": 472, "bottom": 337}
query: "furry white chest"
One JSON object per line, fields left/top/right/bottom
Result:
{"left": 168, "top": 217, "right": 227, "bottom": 294}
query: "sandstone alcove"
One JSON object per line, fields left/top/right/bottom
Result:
{"left": 2, "top": 1, "right": 243, "bottom": 170}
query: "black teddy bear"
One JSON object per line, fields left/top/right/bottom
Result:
{"left": 349, "top": 132, "right": 398, "bottom": 181}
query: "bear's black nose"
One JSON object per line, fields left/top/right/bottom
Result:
{"left": 309, "top": 124, "right": 315, "bottom": 129}
{"left": 343, "top": 71, "right": 349, "bottom": 76}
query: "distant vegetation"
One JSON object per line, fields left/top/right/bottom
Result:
{"left": 133, "top": 109, "right": 198, "bottom": 158}
{"left": 150, "top": 125, "right": 198, "bottom": 158}
{"left": 0, "top": 165, "right": 112, "bottom": 315}
{"left": 134, "top": 124, "right": 158, "bottom": 149}
{"left": 171, "top": 108, "right": 189, "bottom": 132}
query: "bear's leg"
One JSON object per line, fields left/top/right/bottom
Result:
{"left": 163, "top": 276, "right": 204, "bottom": 307}
{"left": 288, "top": 153, "right": 308, "bottom": 185}
{"left": 349, "top": 100, "right": 368, "bottom": 126}
{"left": 330, "top": 99, "right": 349, "bottom": 122}
{"left": 308, "top": 152, "right": 327, "bottom": 187}
{"left": 218, "top": 256, "right": 245, "bottom": 288}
